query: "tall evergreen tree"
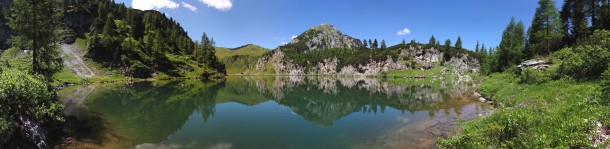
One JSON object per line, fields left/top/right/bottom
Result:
{"left": 598, "top": 0, "right": 610, "bottom": 29}
{"left": 443, "top": 39, "right": 452, "bottom": 61}
{"left": 102, "top": 13, "right": 116, "bottom": 36}
{"left": 455, "top": 37, "right": 462, "bottom": 49}
{"left": 363, "top": 38, "right": 368, "bottom": 48}
{"left": 495, "top": 17, "right": 526, "bottom": 72}
{"left": 381, "top": 39, "right": 387, "bottom": 49}
{"left": 475, "top": 40, "right": 480, "bottom": 53}
{"left": 428, "top": 35, "right": 436, "bottom": 48}
{"left": 373, "top": 39, "right": 378, "bottom": 49}
{"left": 526, "top": 0, "right": 564, "bottom": 58}
{"left": 560, "top": 0, "right": 573, "bottom": 44}
{"left": 561, "top": 0, "right": 590, "bottom": 44}
{"left": 9, "top": 0, "right": 62, "bottom": 75}
{"left": 480, "top": 43, "right": 488, "bottom": 56}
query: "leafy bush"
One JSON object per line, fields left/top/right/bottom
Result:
{"left": 0, "top": 68, "right": 64, "bottom": 136}
{"left": 554, "top": 30, "right": 610, "bottom": 80}
{"left": 128, "top": 61, "right": 152, "bottom": 78}
{"left": 518, "top": 67, "right": 556, "bottom": 84}
{"left": 556, "top": 45, "right": 610, "bottom": 80}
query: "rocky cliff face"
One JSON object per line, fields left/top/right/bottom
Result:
{"left": 250, "top": 45, "right": 480, "bottom": 76}
{"left": 249, "top": 23, "right": 479, "bottom": 77}
{"left": 289, "top": 23, "right": 361, "bottom": 50}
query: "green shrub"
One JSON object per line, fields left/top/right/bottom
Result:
{"left": 0, "top": 68, "right": 64, "bottom": 136}
{"left": 128, "top": 61, "right": 152, "bottom": 78}
{"left": 601, "top": 67, "right": 610, "bottom": 105}
{"left": 518, "top": 67, "right": 556, "bottom": 84}
{"left": 556, "top": 45, "right": 610, "bottom": 80}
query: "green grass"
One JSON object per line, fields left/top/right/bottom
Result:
{"left": 440, "top": 72, "right": 610, "bottom": 148}
{"left": 215, "top": 44, "right": 270, "bottom": 74}
{"left": 51, "top": 68, "right": 83, "bottom": 86}
{"left": 0, "top": 47, "right": 33, "bottom": 71}
{"left": 75, "top": 38, "right": 88, "bottom": 49}
{"left": 215, "top": 44, "right": 270, "bottom": 59}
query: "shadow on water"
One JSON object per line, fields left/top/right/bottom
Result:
{"left": 57, "top": 76, "right": 492, "bottom": 149}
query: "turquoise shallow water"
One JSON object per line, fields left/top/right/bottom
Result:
{"left": 59, "top": 76, "right": 491, "bottom": 149}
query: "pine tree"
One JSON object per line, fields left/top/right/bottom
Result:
{"left": 402, "top": 39, "right": 406, "bottom": 45}
{"left": 443, "top": 39, "right": 452, "bottom": 61}
{"left": 598, "top": 0, "right": 610, "bottom": 29}
{"left": 455, "top": 36, "right": 462, "bottom": 49}
{"left": 373, "top": 39, "right": 378, "bottom": 49}
{"left": 102, "top": 14, "right": 116, "bottom": 36}
{"left": 381, "top": 39, "right": 387, "bottom": 50}
{"left": 561, "top": 0, "right": 591, "bottom": 44}
{"left": 495, "top": 17, "right": 526, "bottom": 72}
{"left": 363, "top": 39, "right": 368, "bottom": 48}
{"left": 480, "top": 43, "right": 488, "bottom": 56}
{"left": 527, "top": 0, "right": 564, "bottom": 58}
{"left": 9, "top": 0, "right": 62, "bottom": 75}
{"left": 475, "top": 40, "right": 480, "bottom": 53}
{"left": 428, "top": 35, "right": 436, "bottom": 48}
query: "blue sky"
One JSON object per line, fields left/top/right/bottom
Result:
{"left": 116, "top": 0, "right": 562, "bottom": 50}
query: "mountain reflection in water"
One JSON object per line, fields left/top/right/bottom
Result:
{"left": 59, "top": 76, "right": 491, "bottom": 149}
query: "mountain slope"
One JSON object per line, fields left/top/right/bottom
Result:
{"left": 59, "top": 43, "right": 95, "bottom": 78}
{"left": 0, "top": 0, "right": 225, "bottom": 79}
{"left": 216, "top": 44, "right": 270, "bottom": 74}
{"left": 246, "top": 23, "right": 479, "bottom": 76}
{"left": 280, "top": 23, "right": 361, "bottom": 52}
{"left": 67, "top": 0, "right": 225, "bottom": 78}
{"left": 215, "top": 44, "right": 269, "bottom": 59}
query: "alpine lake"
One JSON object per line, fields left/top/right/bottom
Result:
{"left": 57, "top": 76, "right": 491, "bottom": 149}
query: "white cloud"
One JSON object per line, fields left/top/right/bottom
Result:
{"left": 291, "top": 35, "right": 297, "bottom": 39}
{"left": 199, "top": 0, "right": 233, "bottom": 11}
{"left": 397, "top": 28, "right": 411, "bottom": 35}
{"left": 132, "top": 0, "right": 180, "bottom": 10}
{"left": 181, "top": 2, "right": 198, "bottom": 12}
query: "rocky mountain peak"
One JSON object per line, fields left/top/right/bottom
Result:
{"left": 289, "top": 23, "right": 361, "bottom": 50}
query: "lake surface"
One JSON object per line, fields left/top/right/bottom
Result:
{"left": 58, "top": 76, "right": 492, "bottom": 149}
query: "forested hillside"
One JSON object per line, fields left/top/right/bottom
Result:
{"left": 74, "top": 0, "right": 225, "bottom": 78}
{"left": 1, "top": 0, "right": 226, "bottom": 79}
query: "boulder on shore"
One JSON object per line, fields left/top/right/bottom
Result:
{"left": 518, "top": 59, "right": 551, "bottom": 70}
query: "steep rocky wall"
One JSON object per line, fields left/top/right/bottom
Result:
{"left": 250, "top": 46, "right": 479, "bottom": 76}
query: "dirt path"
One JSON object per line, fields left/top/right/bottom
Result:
{"left": 60, "top": 44, "right": 95, "bottom": 78}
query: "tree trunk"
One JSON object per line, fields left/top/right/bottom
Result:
{"left": 31, "top": 0, "right": 39, "bottom": 74}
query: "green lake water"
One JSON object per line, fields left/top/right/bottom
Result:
{"left": 58, "top": 76, "right": 491, "bottom": 149}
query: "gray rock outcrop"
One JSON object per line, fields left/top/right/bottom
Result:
{"left": 290, "top": 23, "right": 361, "bottom": 50}
{"left": 518, "top": 59, "right": 550, "bottom": 70}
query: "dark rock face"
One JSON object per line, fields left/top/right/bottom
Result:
{"left": 0, "top": 28, "right": 11, "bottom": 50}
{"left": 61, "top": 12, "right": 93, "bottom": 38}
{"left": 0, "top": 0, "right": 12, "bottom": 50}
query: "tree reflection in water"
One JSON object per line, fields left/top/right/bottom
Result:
{"left": 59, "top": 76, "right": 491, "bottom": 148}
